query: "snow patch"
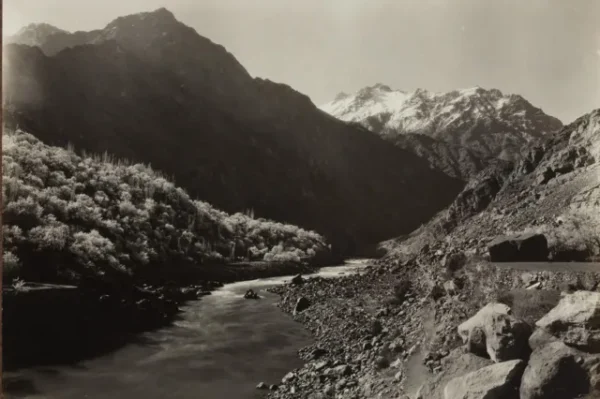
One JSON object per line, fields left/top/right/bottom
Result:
{"left": 320, "top": 84, "right": 558, "bottom": 146}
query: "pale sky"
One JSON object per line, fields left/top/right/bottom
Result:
{"left": 4, "top": 0, "right": 600, "bottom": 123}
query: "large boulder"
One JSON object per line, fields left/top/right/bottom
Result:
{"left": 290, "top": 274, "right": 305, "bottom": 286}
{"left": 443, "top": 359, "right": 526, "bottom": 399}
{"left": 415, "top": 350, "right": 494, "bottom": 399}
{"left": 527, "top": 327, "right": 559, "bottom": 351}
{"left": 535, "top": 290, "right": 600, "bottom": 353}
{"left": 458, "top": 303, "right": 532, "bottom": 362}
{"left": 520, "top": 340, "right": 600, "bottom": 399}
{"left": 488, "top": 233, "right": 548, "bottom": 262}
{"left": 293, "top": 296, "right": 311, "bottom": 315}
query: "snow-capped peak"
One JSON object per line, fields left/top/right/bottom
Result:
{"left": 320, "top": 84, "right": 560, "bottom": 139}
{"left": 321, "top": 84, "right": 563, "bottom": 164}
{"left": 334, "top": 92, "right": 350, "bottom": 101}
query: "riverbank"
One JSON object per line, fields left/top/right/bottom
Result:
{"left": 2, "top": 259, "right": 332, "bottom": 371}
{"left": 266, "top": 257, "right": 600, "bottom": 399}
{"left": 3, "top": 261, "right": 370, "bottom": 399}
{"left": 266, "top": 261, "right": 428, "bottom": 399}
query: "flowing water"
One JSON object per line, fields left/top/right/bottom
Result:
{"left": 4, "top": 260, "right": 369, "bottom": 399}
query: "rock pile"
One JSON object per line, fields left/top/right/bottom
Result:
{"left": 420, "top": 290, "right": 600, "bottom": 399}
{"left": 457, "top": 302, "right": 532, "bottom": 362}
{"left": 265, "top": 266, "right": 436, "bottom": 398}
{"left": 444, "top": 359, "right": 526, "bottom": 399}
{"left": 520, "top": 291, "right": 600, "bottom": 399}
{"left": 266, "top": 248, "right": 600, "bottom": 399}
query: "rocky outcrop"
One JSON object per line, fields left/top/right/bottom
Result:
{"left": 415, "top": 350, "right": 494, "bottom": 399}
{"left": 244, "top": 289, "right": 259, "bottom": 299}
{"left": 443, "top": 359, "right": 525, "bottom": 399}
{"left": 520, "top": 340, "right": 599, "bottom": 399}
{"left": 385, "top": 109, "right": 600, "bottom": 263}
{"left": 290, "top": 274, "right": 305, "bottom": 286}
{"left": 458, "top": 303, "right": 532, "bottom": 362}
{"left": 518, "top": 290, "right": 600, "bottom": 399}
{"left": 452, "top": 291, "right": 600, "bottom": 399}
{"left": 444, "top": 160, "right": 515, "bottom": 229}
{"left": 293, "top": 297, "right": 311, "bottom": 315}
{"left": 535, "top": 291, "right": 600, "bottom": 353}
{"left": 488, "top": 233, "right": 549, "bottom": 262}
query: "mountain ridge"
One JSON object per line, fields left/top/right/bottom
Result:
{"left": 381, "top": 107, "right": 600, "bottom": 261}
{"left": 4, "top": 8, "right": 464, "bottom": 254}
{"left": 321, "top": 84, "right": 563, "bottom": 180}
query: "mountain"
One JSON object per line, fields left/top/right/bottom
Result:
{"left": 6, "top": 23, "right": 70, "bottom": 48}
{"left": 3, "top": 8, "right": 464, "bottom": 255}
{"left": 322, "top": 84, "right": 563, "bottom": 180}
{"left": 353, "top": 125, "right": 487, "bottom": 181}
{"left": 380, "top": 108, "right": 600, "bottom": 261}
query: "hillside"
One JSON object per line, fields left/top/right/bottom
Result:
{"left": 2, "top": 129, "right": 330, "bottom": 285}
{"left": 265, "top": 108, "right": 600, "bottom": 399}
{"left": 322, "top": 84, "right": 563, "bottom": 180}
{"left": 349, "top": 123, "right": 487, "bottom": 181}
{"left": 3, "top": 9, "right": 464, "bottom": 254}
{"left": 381, "top": 108, "right": 600, "bottom": 261}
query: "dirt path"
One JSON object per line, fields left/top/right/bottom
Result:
{"left": 492, "top": 262, "right": 600, "bottom": 273}
{"left": 402, "top": 303, "right": 436, "bottom": 398}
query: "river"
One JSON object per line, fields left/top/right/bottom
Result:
{"left": 3, "top": 260, "right": 369, "bottom": 399}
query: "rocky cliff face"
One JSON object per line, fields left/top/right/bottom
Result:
{"left": 381, "top": 108, "right": 600, "bottom": 261}
{"left": 4, "top": 8, "right": 464, "bottom": 253}
{"left": 322, "top": 84, "right": 563, "bottom": 180}
{"left": 382, "top": 132, "right": 488, "bottom": 182}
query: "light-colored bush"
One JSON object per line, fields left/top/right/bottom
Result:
{"left": 3, "top": 251, "right": 21, "bottom": 280}
{"left": 2, "top": 129, "right": 329, "bottom": 281}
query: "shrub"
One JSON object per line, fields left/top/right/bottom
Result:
{"left": 264, "top": 250, "right": 302, "bottom": 263}
{"left": 2, "top": 129, "right": 330, "bottom": 283}
{"left": 27, "top": 220, "right": 70, "bottom": 251}
{"left": 3, "top": 251, "right": 21, "bottom": 281}
{"left": 69, "top": 230, "right": 124, "bottom": 272}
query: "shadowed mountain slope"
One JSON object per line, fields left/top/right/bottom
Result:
{"left": 4, "top": 8, "right": 463, "bottom": 255}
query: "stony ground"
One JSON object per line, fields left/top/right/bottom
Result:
{"left": 264, "top": 254, "right": 600, "bottom": 399}
{"left": 258, "top": 102, "right": 600, "bottom": 399}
